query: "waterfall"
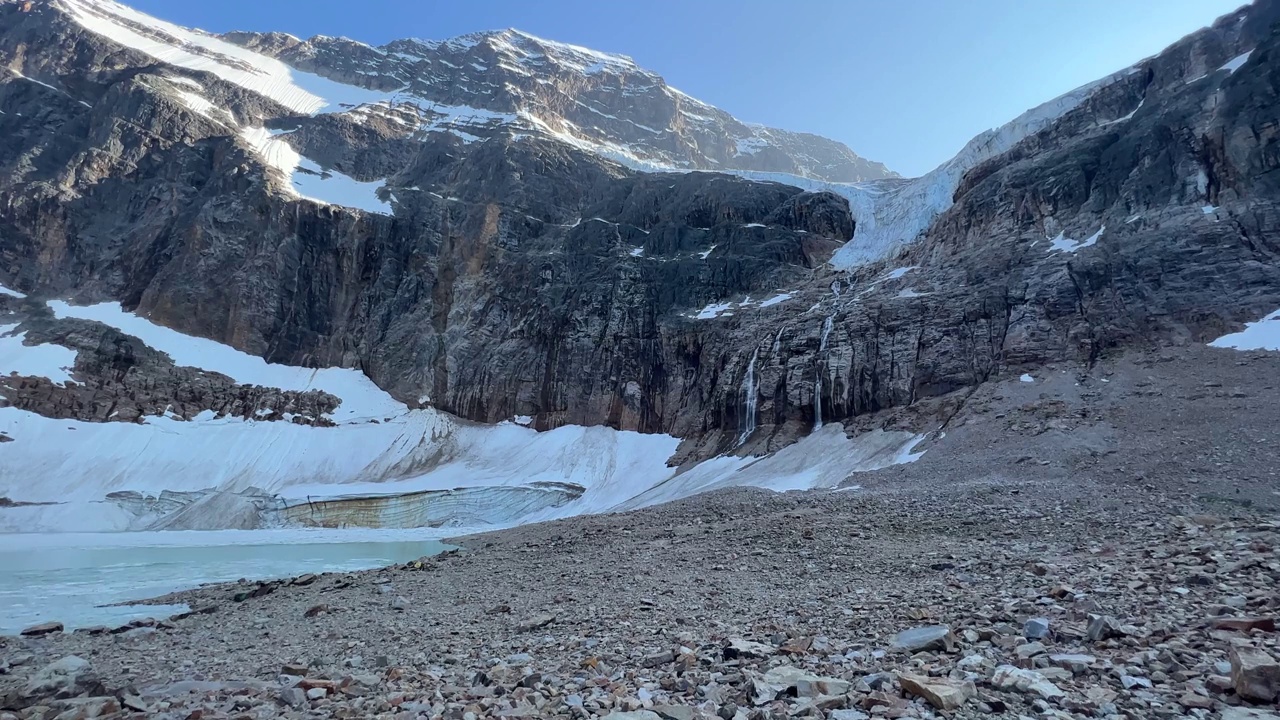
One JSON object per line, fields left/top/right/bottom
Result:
{"left": 772, "top": 326, "right": 785, "bottom": 355}
{"left": 737, "top": 346, "right": 760, "bottom": 446}
{"left": 814, "top": 314, "right": 835, "bottom": 430}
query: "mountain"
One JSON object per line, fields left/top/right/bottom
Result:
{"left": 1, "top": 0, "right": 1279, "bottom": 532}
{"left": 55, "top": 0, "right": 898, "bottom": 183}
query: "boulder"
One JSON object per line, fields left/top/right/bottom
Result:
{"left": 19, "top": 621, "right": 63, "bottom": 637}
{"left": 991, "top": 665, "right": 1064, "bottom": 700}
{"left": 897, "top": 672, "right": 975, "bottom": 710}
{"left": 751, "top": 665, "right": 849, "bottom": 705}
{"left": 20, "top": 656, "right": 102, "bottom": 701}
{"left": 1231, "top": 645, "right": 1280, "bottom": 702}
{"left": 890, "top": 625, "right": 956, "bottom": 653}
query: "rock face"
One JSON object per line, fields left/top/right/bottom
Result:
{"left": 1, "top": 0, "right": 1280, "bottom": 525}
{"left": 219, "top": 26, "right": 897, "bottom": 183}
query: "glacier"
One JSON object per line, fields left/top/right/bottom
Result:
{"left": 1, "top": 300, "right": 927, "bottom": 533}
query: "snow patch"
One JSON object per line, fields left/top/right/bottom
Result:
{"left": 1221, "top": 50, "right": 1252, "bottom": 74}
{"left": 758, "top": 293, "right": 793, "bottom": 308}
{"left": 239, "top": 127, "right": 389, "bottom": 214}
{"left": 0, "top": 283, "right": 25, "bottom": 299}
{"left": 1048, "top": 225, "right": 1104, "bottom": 254}
{"left": 614, "top": 426, "right": 926, "bottom": 510}
{"left": 1020, "top": 374, "right": 1035, "bottom": 383}
{"left": 48, "top": 301, "right": 403, "bottom": 423}
{"left": 1209, "top": 309, "right": 1280, "bottom": 351}
{"left": 62, "top": 0, "right": 396, "bottom": 115}
{"left": 0, "top": 325, "right": 78, "bottom": 385}
{"left": 692, "top": 302, "right": 734, "bottom": 320}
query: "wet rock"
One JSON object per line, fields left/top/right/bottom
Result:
{"left": 19, "top": 621, "right": 63, "bottom": 637}
{"left": 897, "top": 672, "right": 975, "bottom": 710}
{"left": 169, "top": 604, "right": 219, "bottom": 621}
{"left": 1231, "top": 645, "right": 1280, "bottom": 702}
{"left": 890, "top": 625, "right": 955, "bottom": 653}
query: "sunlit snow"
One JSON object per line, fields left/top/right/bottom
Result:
{"left": 62, "top": 0, "right": 394, "bottom": 114}
{"left": 0, "top": 282, "right": 25, "bottom": 299}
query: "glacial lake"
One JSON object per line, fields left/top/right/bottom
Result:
{"left": 0, "top": 529, "right": 451, "bottom": 635}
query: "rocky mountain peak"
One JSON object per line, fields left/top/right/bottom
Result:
{"left": 202, "top": 16, "right": 898, "bottom": 182}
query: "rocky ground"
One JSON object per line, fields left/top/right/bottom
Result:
{"left": 1, "top": 346, "right": 1279, "bottom": 720}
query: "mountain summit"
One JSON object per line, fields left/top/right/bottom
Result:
{"left": 60, "top": 0, "right": 898, "bottom": 182}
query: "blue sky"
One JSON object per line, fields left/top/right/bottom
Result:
{"left": 129, "top": 0, "right": 1246, "bottom": 177}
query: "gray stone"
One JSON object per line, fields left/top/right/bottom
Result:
{"left": 21, "top": 656, "right": 99, "bottom": 700}
{"left": 992, "top": 665, "right": 1065, "bottom": 700}
{"left": 890, "top": 625, "right": 955, "bottom": 653}
{"left": 1231, "top": 645, "right": 1280, "bottom": 702}
{"left": 280, "top": 687, "right": 307, "bottom": 708}
{"left": 1016, "top": 641, "right": 1047, "bottom": 660}
{"left": 641, "top": 650, "right": 674, "bottom": 667}
{"left": 723, "top": 638, "right": 776, "bottom": 660}
{"left": 19, "top": 621, "right": 63, "bottom": 637}
{"left": 1024, "top": 617, "right": 1051, "bottom": 639}
{"left": 515, "top": 613, "right": 555, "bottom": 632}
{"left": 898, "top": 673, "right": 976, "bottom": 710}
{"left": 1086, "top": 614, "right": 1125, "bottom": 642}
{"left": 651, "top": 706, "right": 695, "bottom": 720}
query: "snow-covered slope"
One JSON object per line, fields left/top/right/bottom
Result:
{"left": 721, "top": 66, "right": 1139, "bottom": 270}
{"left": 52, "top": 0, "right": 894, "bottom": 185}
{"left": 0, "top": 300, "right": 926, "bottom": 533}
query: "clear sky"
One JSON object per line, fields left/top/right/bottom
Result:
{"left": 127, "top": 0, "right": 1247, "bottom": 177}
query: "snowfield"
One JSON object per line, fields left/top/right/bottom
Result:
{"left": 2, "top": 300, "right": 927, "bottom": 533}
